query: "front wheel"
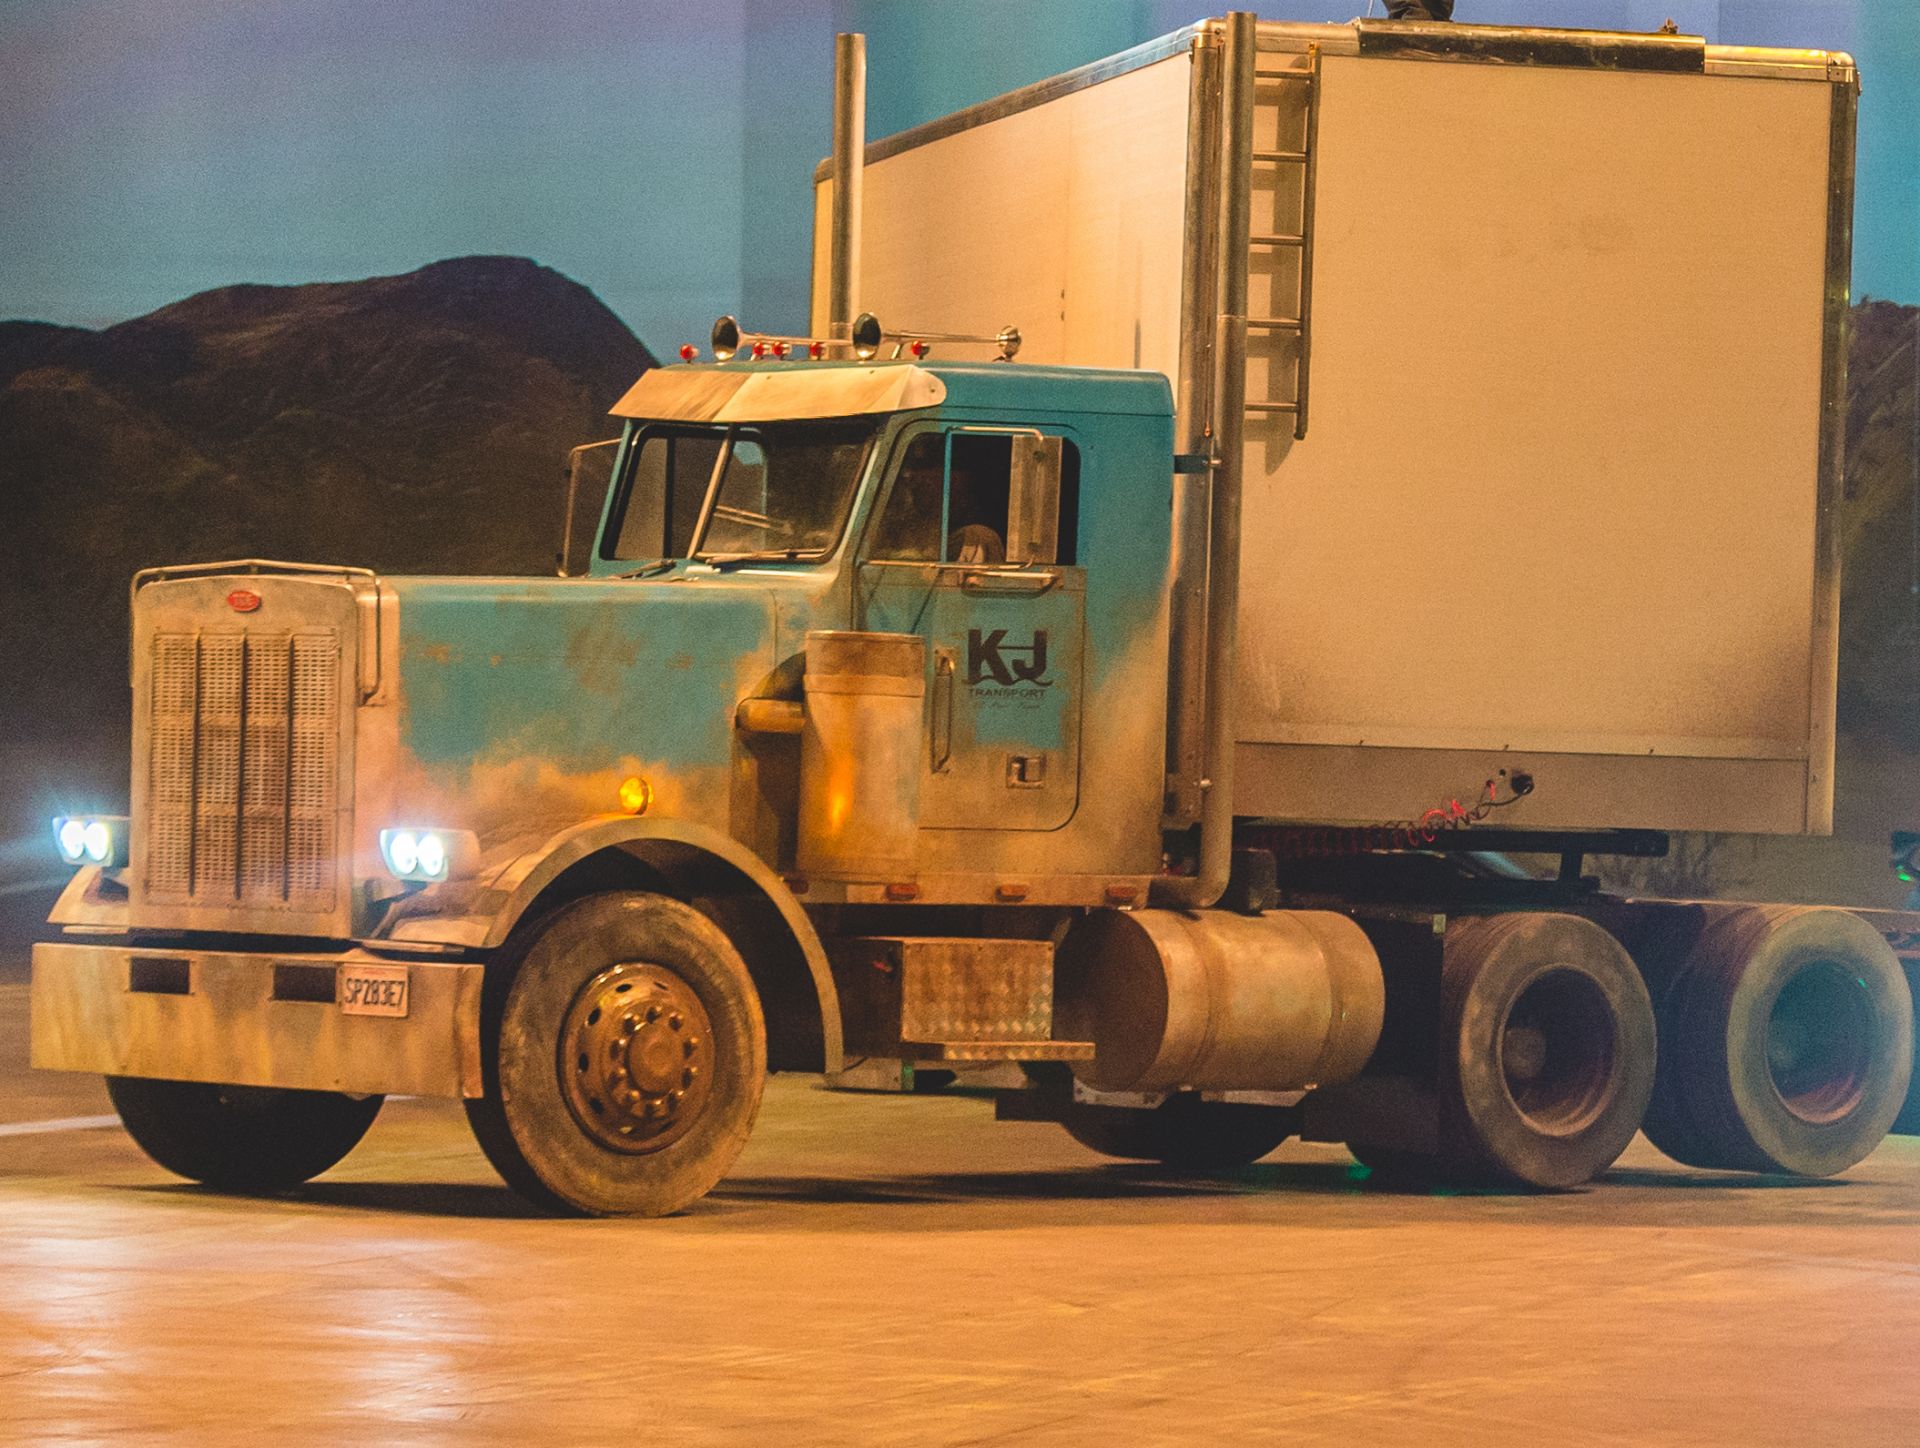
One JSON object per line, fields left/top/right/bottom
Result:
{"left": 106, "top": 1076, "right": 383, "bottom": 1191}
{"left": 465, "top": 891, "right": 767, "bottom": 1216}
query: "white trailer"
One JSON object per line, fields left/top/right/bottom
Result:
{"left": 815, "top": 15, "right": 1854, "bottom": 838}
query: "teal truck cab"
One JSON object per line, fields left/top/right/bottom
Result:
{"left": 34, "top": 352, "right": 1249, "bottom": 1214}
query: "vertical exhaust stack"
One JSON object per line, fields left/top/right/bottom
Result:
{"left": 1156, "top": 10, "right": 1255, "bottom": 910}
{"left": 828, "top": 32, "right": 867, "bottom": 346}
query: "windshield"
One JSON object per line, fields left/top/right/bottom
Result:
{"left": 602, "top": 418, "right": 878, "bottom": 565}
{"left": 604, "top": 427, "right": 724, "bottom": 562}
{"left": 694, "top": 419, "right": 878, "bottom": 560}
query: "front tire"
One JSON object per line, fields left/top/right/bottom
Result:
{"left": 466, "top": 891, "right": 767, "bottom": 1216}
{"left": 106, "top": 1076, "right": 383, "bottom": 1191}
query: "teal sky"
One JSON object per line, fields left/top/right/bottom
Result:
{"left": 2, "top": 1, "right": 1915, "bottom": 356}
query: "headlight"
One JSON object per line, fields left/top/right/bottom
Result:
{"left": 378, "top": 827, "right": 475, "bottom": 884}
{"left": 53, "top": 815, "right": 128, "bottom": 869}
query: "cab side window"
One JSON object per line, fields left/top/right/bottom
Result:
{"left": 945, "top": 435, "right": 1010, "bottom": 565}
{"left": 867, "top": 430, "right": 1080, "bottom": 566}
{"left": 868, "top": 434, "right": 944, "bottom": 561}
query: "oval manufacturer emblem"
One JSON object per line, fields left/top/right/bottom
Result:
{"left": 227, "top": 588, "right": 262, "bottom": 613}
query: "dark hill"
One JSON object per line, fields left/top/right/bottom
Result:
{"left": 0, "top": 256, "right": 654, "bottom": 853}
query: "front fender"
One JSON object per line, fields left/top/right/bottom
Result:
{"left": 378, "top": 815, "right": 841, "bottom": 1072}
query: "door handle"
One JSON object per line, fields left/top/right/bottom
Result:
{"left": 931, "top": 648, "right": 955, "bottom": 773}
{"left": 960, "top": 568, "right": 1060, "bottom": 595}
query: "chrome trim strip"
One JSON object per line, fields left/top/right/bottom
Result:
{"left": 813, "top": 24, "right": 1206, "bottom": 182}
{"left": 1354, "top": 19, "right": 1705, "bottom": 72}
{"left": 1705, "top": 46, "right": 1858, "bottom": 83}
{"left": 1806, "top": 66, "right": 1858, "bottom": 834}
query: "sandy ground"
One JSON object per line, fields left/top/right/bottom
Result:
{"left": 1, "top": 973, "right": 1917, "bottom": 1446}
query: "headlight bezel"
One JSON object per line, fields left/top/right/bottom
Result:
{"left": 52, "top": 815, "right": 129, "bottom": 870}
{"left": 378, "top": 827, "right": 477, "bottom": 884}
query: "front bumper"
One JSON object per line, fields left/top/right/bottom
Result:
{"left": 30, "top": 942, "right": 485, "bottom": 1098}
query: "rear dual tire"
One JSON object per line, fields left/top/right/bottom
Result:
{"left": 1642, "top": 905, "right": 1911, "bottom": 1178}
{"left": 1349, "top": 913, "right": 1656, "bottom": 1189}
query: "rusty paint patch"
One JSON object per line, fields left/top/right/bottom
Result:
{"left": 564, "top": 616, "right": 645, "bottom": 697}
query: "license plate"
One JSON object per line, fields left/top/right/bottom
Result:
{"left": 338, "top": 964, "right": 409, "bottom": 1017}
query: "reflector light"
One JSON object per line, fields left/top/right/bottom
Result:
{"left": 227, "top": 588, "right": 262, "bottom": 613}
{"left": 679, "top": 343, "right": 697, "bottom": 362}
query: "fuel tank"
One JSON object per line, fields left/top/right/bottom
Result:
{"left": 1055, "top": 907, "right": 1384, "bottom": 1094}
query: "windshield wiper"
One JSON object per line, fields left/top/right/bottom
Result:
{"left": 701, "top": 550, "right": 810, "bottom": 569}
{"left": 612, "top": 558, "right": 675, "bottom": 579}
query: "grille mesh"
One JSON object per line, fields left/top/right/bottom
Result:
{"left": 145, "top": 629, "right": 340, "bottom": 910}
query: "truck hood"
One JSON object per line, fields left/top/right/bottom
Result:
{"left": 382, "top": 574, "right": 779, "bottom": 840}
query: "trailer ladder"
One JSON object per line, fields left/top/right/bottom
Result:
{"left": 1246, "top": 45, "right": 1320, "bottom": 440}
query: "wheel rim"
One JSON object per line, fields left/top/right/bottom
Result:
{"left": 558, "top": 961, "right": 716, "bottom": 1154}
{"left": 1766, "top": 961, "right": 1874, "bottom": 1125}
{"left": 1498, "top": 968, "right": 1618, "bottom": 1137}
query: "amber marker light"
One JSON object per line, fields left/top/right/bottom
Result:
{"left": 618, "top": 776, "right": 653, "bottom": 815}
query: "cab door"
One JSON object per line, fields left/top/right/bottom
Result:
{"left": 856, "top": 425, "right": 1084, "bottom": 831}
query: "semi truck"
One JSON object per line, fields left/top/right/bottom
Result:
{"left": 31, "top": 13, "right": 1917, "bottom": 1214}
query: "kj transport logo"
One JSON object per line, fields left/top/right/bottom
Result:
{"left": 966, "top": 628, "right": 1052, "bottom": 692}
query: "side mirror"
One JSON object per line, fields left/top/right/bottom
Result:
{"left": 558, "top": 438, "right": 621, "bottom": 577}
{"left": 1005, "top": 434, "right": 1064, "bottom": 566}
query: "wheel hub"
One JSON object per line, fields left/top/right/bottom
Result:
{"left": 559, "top": 962, "right": 716, "bottom": 1154}
{"left": 1498, "top": 967, "right": 1618, "bottom": 1137}
{"left": 1766, "top": 961, "right": 1873, "bottom": 1125}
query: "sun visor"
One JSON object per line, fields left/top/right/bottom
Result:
{"left": 611, "top": 365, "right": 946, "bottom": 424}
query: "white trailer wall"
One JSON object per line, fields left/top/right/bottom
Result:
{"left": 816, "top": 22, "right": 1848, "bottom": 835}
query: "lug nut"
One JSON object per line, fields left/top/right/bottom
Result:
{"left": 669, "top": 1012, "right": 684, "bottom": 1030}
{"left": 683, "top": 1038, "right": 698, "bottom": 1057}
{"left": 682, "top": 1066, "right": 697, "bottom": 1086}
{"left": 646, "top": 1005, "right": 661, "bottom": 1024}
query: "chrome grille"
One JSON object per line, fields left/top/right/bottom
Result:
{"left": 145, "top": 629, "right": 340, "bottom": 909}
